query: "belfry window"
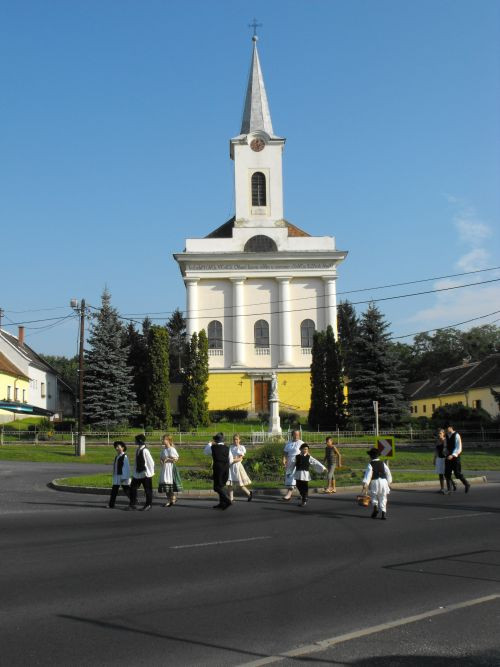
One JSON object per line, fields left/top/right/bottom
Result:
{"left": 244, "top": 235, "right": 278, "bottom": 252}
{"left": 254, "top": 320, "right": 270, "bottom": 348}
{"left": 300, "top": 319, "right": 315, "bottom": 349}
{"left": 207, "top": 320, "right": 223, "bottom": 350}
{"left": 251, "top": 172, "right": 267, "bottom": 206}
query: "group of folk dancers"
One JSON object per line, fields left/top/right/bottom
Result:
{"left": 107, "top": 423, "right": 470, "bottom": 517}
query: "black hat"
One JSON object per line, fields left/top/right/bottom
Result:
{"left": 367, "top": 447, "right": 379, "bottom": 458}
{"left": 135, "top": 434, "right": 146, "bottom": 445}
{"left": 299, "top": 443, "right": 309, "bottom": 450}
{"left": 113, "top": 440, "right": 127, "bottom": 451}
{"left": 213, "top": 432, "right": 224, "bottom": 444}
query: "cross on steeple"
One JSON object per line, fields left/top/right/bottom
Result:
{"left": 248, "top": 18, "right": 262, "bottom": 38}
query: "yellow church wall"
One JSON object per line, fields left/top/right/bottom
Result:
{"left": 207, "top": 374, "right": 253, "bottom": 411}
{"left": 277, "top": 372, "right": 310, "bottom": 413}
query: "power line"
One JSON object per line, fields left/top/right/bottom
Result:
{"left": 91, "top": 276, "right": 500, "bottom": 323}
{"left": 119, "top": 264, "right": 500, "bottom": 317}
{"left": 390, "top": 309, "right": 500, "bottom": 340}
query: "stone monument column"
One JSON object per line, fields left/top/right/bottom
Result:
{"left": 268, "top": 371, "right": 282, "bottom": 435}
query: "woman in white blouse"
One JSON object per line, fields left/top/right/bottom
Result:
{"left": 158, "top": 434, "right": 183, "bottom": 507}
{"left": 227, "top": 434, "right": 253, "bottom": 502}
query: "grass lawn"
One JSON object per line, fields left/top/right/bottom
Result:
{"left": 54, "top": 470, "right": 442, "bottom": 490}
{"left": 1, "top": 444, "right": 499, "bottom": 471}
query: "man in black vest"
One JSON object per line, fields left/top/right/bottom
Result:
{"left": 127, "top": 434, "right": 155, "bottom": 511}
{"left": 204, "top": 433, "right": 232, "bottom": 509}
{"left": 445, "top": 424, "right": 470, "bottom": 493}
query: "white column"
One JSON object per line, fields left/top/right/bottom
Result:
{"left": 323, "top": 276, "right": 338, "bottom": 337}
{"left": 231, "top": 278, "right": 246, "bottom": 366}
{"left": 185, "top": 279, "right": 199, "bottom": 337}
{"left": 278, "top": 277, "right": 293, "bottom": 366}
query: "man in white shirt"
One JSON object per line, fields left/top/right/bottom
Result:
{"left": 282, "top": 429, "right": 303, "bottom": 501}
{"left": 445, "top": 425, "right": 470, "bottom": 494}
{"left": 127, "top": 434, "right": 155, "bottom": 511}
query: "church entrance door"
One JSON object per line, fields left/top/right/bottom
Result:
{"left": 254, "top": 380, "right": 270, "bottom": 413}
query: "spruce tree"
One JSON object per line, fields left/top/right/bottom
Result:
{"left": 337, "top": 300, "right": 359, "bottom": 380}
{"left": 84, "top": 289, "right": 137, "bottom": 427}
{"left": 166, "top": 308, "right": 187, "bottom": 382}
{"left": 348, "top": 303, "right": 407, "bottom": 428}
{"left": 123, "top": 321, "right": 149, "bottom": 421}
{"left": 145, "top": 325, "right": 171, "bottom": 429}
{"left": 308, "top": 330, "right": 327, "bottom": 429}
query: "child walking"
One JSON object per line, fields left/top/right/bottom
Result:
{"left": 362, "top": 447, "right": 392, "bottom": 520}
{"left": 294, "top": 443, "right": 327, "bottom": 506}
{"left": 323, "top": 436, "right": 341, "bottom": 493}
{"left": 227, "top": 434, "right": 253, "bottom": 502}
{"left": 108, "top": 441, "right": 131, "bottom": 508}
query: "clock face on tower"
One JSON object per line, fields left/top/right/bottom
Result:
{"left": 250, "top": 138, "right": 265, "bottom": 152}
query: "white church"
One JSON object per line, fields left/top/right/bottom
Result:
{"left": 174, "top": 35, "right": 347, "bottom": 416}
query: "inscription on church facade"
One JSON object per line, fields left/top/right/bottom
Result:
{"left": 186, "top": 262, "right": 335, "bottom": 271}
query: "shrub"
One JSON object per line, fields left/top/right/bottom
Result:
{"left": 279, "top": 411, "right": 301, "bottom": 428}
{"left": 209, "top": 409, "right": 249, "bottom": 422}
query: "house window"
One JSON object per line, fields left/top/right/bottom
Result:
{"left": 473, "top": 399, "right": 482, "bottom": 410}
{"left": 300, "top": 319, "right": 315, "bottom": 349}
{"left": 423, "top": 404, "right": 427, "bottom": 413}
{"left": 14, "top": 387, "right": 19, "bottom": 401}
{"left": 251, "top": 172, "right": 266, "bottom": 206}
{"left": 22, "top": 389, "right": 26, "bottom": 403}
{"left": 207, "top": 320, "right": 223, "bottom": 351}
{"left": 7, "top": 386, "right": 12, "bottom": 400}
{"left": 414, "top": 405, "right": 418, "bottom": 414}
{"left": 254, "top": 319, "right": 270, "bottom": 349}
{"left": 41, "top": 382, "right": 46, "bottom": 398}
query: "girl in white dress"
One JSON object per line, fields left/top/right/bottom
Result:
{"left": 227, "top": 434, "right": 252, "bottom": 502}
{"left": 282, "top": 429, "right": 303, "bottom": 501}
{"left": 158, "top": 434, "right": 183, "bottom": 507}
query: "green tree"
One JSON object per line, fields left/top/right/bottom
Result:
{"left": 178, "top": 332, "right": 199, "bottom": 429}
{"left": 166, "top": 308, "right": 187, "bottom": 382}
{"left": 122, "top": 321, "right": 149, "bottom": 421}
{"left": 40, "top": 355, "right": 78, "bottom": 392}
{"left": 145, "top": 325, "right": 171, "bottom": 429}
{"left": 308, "top": 326, "right": 346, "bottom": 430}
{"left": 348, "top": 303, "right": 407, "bottom": 428}
{"left": 84, "top": 289, "right": 137, "bottom": 427}
{"left": 461, "top": 324, "right": 500, "bottom": 361}
{"left": 337, "top": 300, "right": 359, "bottom": 379}
{"left": 194, "top": 329, "right": 210, "bottom": 427}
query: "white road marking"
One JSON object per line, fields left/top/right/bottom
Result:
{"left": 170, "top": 536, "right": 272, "bottom": 550}
{"left": 429, "top": 512, "right": 492, "bottom": 521}
{"left": 237, "top": 594, "right": 500, "bottom": 666}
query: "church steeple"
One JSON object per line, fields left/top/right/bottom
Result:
{"left": 240, "top": 36, "right": 275, "bottom": 137}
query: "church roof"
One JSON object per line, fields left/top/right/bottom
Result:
{"left": 204, "top": 217, "right": 311, "bottom": 239}
{"left": 240, "top": 37, "right": 275, "bottom": 137}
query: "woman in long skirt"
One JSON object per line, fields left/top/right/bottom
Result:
{"left": 227, "top": 434, "right": 252, "bottom": 502}
{"left": 158, "top": 434, "right": 183, "bottom": 507}
{"left": 282, "top": 429, "right": 303, "bottom": 501}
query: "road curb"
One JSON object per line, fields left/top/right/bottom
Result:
{"left": 48, "top": 475, "right": 488, "bottom": 498}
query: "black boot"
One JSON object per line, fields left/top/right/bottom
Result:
{"left": 371, "top": 505, "right": 378, "bottom": 519}
{"left": 380, "top": 512, "right": 387, "bottom": 520}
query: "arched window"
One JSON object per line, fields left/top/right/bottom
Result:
{"left": 207, "top": 320, "right": 223, "bottom": 349}
{"left": 244, "top": 235, "right": 278, "bottom": 253}
{"left": 251, "top": 172, "right": 266, "bottom": 206}
{"left": 254, "top": 319, "right": 270, "bottom": 348}
{"left": 300, "top": 319, "right": 315, "bottom": 348}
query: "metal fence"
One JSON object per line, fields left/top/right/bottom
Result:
{"left": 1, "top": 426, "right": 499, "bottom": 447}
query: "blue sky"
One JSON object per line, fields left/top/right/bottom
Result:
{"left": 1, "top": 0, "right": 499, "bottom": 356}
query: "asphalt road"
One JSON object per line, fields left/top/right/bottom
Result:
{"left": 0, "top": 461, "right": 499, "bottom": 666}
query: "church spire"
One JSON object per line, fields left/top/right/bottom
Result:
{"left": 240, "top": 36, "right": 275, "bottom": 136}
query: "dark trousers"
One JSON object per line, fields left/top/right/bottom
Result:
{"left": 296, "top": 479, "right": 309, "bottom": 501}
{"left": 109, "top": 484, "right": 130, "bottom": 508}
{"left": 213, "top": 466, "right": 231, "bottom": 506}
{"left": 129, "top": 476, "right": 153, "bottom": 506}
{"left": 445, "top": 458, "right": 468, "bottom": 489}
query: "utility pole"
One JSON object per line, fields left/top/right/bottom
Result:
{"left": 71, "top": 299, "right": 86, "bottom": 456}
{"left": 373, "top": 400, "right": 379, "bottom": 436}
{"left": 0, "top": 307, "right": 4, "bottom": 330}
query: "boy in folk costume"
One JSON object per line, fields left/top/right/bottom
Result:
{"left": 362, "top": 447, "right": 392, "bottom": 520}
{"left": 127, "top": 434, "right": 155, "bottom": 511}
{"left": 445, "top": 424, "right": 470, "bottom": 494}
{"left": 204, "top": 432, "right": 233, "bottom": 510}
{"left": 108, "top": 441, "right": 131, "bottom": 509}
{"left": 294, "top": 443, "right": 327, "bottom": 507}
